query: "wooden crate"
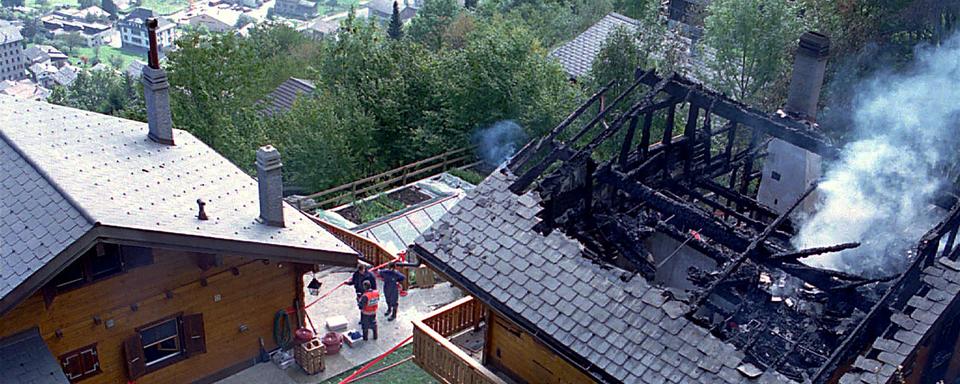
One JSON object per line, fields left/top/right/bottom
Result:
{"left": 294, "top": 338, "right": 326, "bottom": 375}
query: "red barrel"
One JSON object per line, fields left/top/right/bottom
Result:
{"left": 322, "top": 332, "right": 341, "bottom": 355}
{"left": 294, "top": 328, "right": 314, "bottom": 345}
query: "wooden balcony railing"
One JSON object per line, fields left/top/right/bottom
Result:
{"left": 413, "top": 297, "right": 507, "bottom": 384}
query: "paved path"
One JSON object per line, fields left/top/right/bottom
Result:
{"left": 217, "top": 270, "right": 462, "bottom": 384}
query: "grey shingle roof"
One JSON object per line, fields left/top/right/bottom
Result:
{"left": 0, "top": 328, "right": 70, "bottom": 384}
{"left": 121, "top": 8, "right": 174, "bottom": 28}
{"left": 262, "top": 77, "right": 315, "bottom": 115}
{"left": 413, "top": 169, "right": 792, "bottom": 384}
{"left": 550, "top": 13, "right": 712, "bottom": 83}
{"left": 0, "top": 95, "right": 356, "bottom": 311}
{"left": 839, "top": 257, "right": 960, "bottom": 383}
{"left": 0, "top": 21, "right": 22, "bottom": 45}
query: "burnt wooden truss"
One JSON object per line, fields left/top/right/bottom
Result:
{"left": 505, "top": 70, "right": 960, "bottom": 381}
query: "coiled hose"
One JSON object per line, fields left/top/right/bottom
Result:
{"left": 274, "top": 310, "right": 293, "bottom": 350}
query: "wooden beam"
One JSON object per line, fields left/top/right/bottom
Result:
{"left": 619, "top": 113, "right": 640, "bottom": 168}
{"left": 690, "top": 183, "right": 818, "bottom": 312}
{"left": 639, "top": 112, "right": 653, "bottom": 159}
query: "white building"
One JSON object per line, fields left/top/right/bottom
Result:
{"left": 0, "top": 21, "right": 25, "bottom": 82}
{"left": 119, "top": 8, "right": 177, "bottom": 51}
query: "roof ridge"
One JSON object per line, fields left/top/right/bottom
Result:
{"left": 606, "top": 12, "right": 639, "bottom": 26}
{"left": 0, "top": 118, "right": 96, "bottom": 226}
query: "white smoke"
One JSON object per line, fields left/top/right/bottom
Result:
{"left": 474, "top": 120, "right": 527, "bottom": 166}
{"left": 796, "top": 34, "right": 960, "bottom": 277}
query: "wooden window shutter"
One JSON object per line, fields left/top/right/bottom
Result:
{"left": 182, "top": 313, "right": 206, "bottom": 356}
{"left": 123, "top": 335, "right": 146, "bottom": 380}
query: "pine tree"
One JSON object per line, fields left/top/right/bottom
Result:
{"left": 464, "top": 0, "right": 476, "bottom": 9}
{"left": 388, "top": 1, "right": 403, "bottom": 39}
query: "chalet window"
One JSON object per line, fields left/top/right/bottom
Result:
{"left": 60, "top": 344, "right": 101, "bottom": 382}
{"left": 124, "top": 313, "right": 205, "bottom": 379}
{"left": 47, "top": 244, "right": 154, "bottom": 293}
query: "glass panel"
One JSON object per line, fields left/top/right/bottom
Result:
{"left": 423, "top": 203, "right": 448, "bottom": 222}
{"left": 140, "top": 319, "right": 178, "bottom": 346}
{"left": 369, "top": 225, "right": 404, "bottom": 254}
{"left": 405, "top": 210, "right": 435, "bottom": 233}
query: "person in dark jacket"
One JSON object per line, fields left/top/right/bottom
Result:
{"left": 357, "top": 280, "right": 379, "bottom": 340}
{"left": 347, "top": 264, "right": 377, "bottom": 298}
{"left": 379, "top": 262, "right": 406, "bottom": 321}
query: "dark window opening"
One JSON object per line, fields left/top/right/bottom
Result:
{"left": 47, "top": 244, "right": 154, "bottom": 293}
{"left": 60, "top": 344, "right": 101, "bottom": 382}
{"left": 125, "top": 313, "right": 205, "bottom": 379}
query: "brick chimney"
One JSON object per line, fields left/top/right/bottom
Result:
{"left": 256, "top": 145, "right": 284, "bottom": 227}
{"left": 142, "top": 17, "right": 174, "bottom": 145}
{"left": 757, "top": 32, "right": 830, "bottom": 215}
{"left": 784, "top": 31, "right": 830, "bottom": 122}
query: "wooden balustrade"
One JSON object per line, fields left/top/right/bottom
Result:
{"left": 413, "top": 297, "right": 507, "bottom": 384}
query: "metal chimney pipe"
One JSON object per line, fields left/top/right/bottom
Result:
{"left": 784, "top": 31, "right": 830, "bottom": 122}
{"left": 147, "top": 18, "right": 160, "bottom": 69}
{"left": 142, "top": 17, "right": 174, "bottom": 145}
{"left": 256, "top": 145, "right": 285, "bottom": 227}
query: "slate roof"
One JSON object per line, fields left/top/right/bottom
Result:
{"left": 0, "top": 21, "right": 22, "bottom": 45}
{"left": 0, "top": 95, "right": 356, "bottom": 312}
{"left": 0, "top": 328, "right": 70, "bottom": 384}
{"left": 550, "top": 13, "right": 712, "bottom": 82}
{"left": 22, "top": 46, "right": 50, "bottom": 65}
{"left": 839, "top": 256, "right": 960, "bottom": 384}
{"left": 413, "top": 169, "right": 792, "bottom": 384}
{"left": 262, "top": 77, "right": 315, "bottom": 115}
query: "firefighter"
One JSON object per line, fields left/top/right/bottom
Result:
{"left": 347, "top": 263, "right": 377, "bottom": 298}
{"left": 379, "top": 262, "right": 406, "bottom": 321}
{"left": 357, "top": 280, "right": 379, "bottom": 340}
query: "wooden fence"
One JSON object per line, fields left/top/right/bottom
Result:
{"left": 292, "top": 146, "right": 479, "bottom": 212}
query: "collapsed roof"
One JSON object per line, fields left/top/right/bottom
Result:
{"left": 413, "top": 67, "right": 960, "bottom": 383}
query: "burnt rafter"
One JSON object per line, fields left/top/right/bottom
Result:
{"left": 634, "top": 71, "right": 840, "bottom": 159}
{"left": 767, "top": 242, "right": 861, "bottom": 262}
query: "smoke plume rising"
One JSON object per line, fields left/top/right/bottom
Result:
{"left": 796, "top": 34, "right": 960, "bottom": 277}
{"left": 475, "top": 120, "right": 527, "bottom": 167}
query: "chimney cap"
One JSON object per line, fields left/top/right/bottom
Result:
{"left": 256, "top": 145, "right": 282, "bottom": 169}
{"left": 798, "top": 31, "right": 830, "bottom": 59}
{"left": 147, "top": 17, "right": 158, "bottom": 30}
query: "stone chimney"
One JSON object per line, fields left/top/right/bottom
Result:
{"left": 256, "top": 145, "right": 284, "bottom": 227}
{"left": 784, "top": 31, "right": 831, "bottom": 121}
{"left": 142, "top": 17, "right": 174, "bottom": 145}
{"left": 756, "top": 32, "right": 830, "bottom": 215}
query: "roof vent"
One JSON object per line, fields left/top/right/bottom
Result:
{"left": 142, "top": 17, "right": 174, "bottom": 145}
{"left": 197, "top": 198, "right": 208, "bottom": 220}
{"left": 256, "top": 145, "right": 284, "bottom": 227}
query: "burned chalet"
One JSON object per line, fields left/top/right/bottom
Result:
{"left": 410, "top": 31, "right": 960, "bottom": 384}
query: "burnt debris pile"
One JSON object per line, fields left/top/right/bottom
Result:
{"left": 504, "top": 68, "right": 960, "bottom": 382}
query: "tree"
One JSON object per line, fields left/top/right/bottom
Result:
{"left": 700, "top": 0, "right": 802, "bottom": 106}
{"left": 49, "top": 70, "right": 143, "bottom": 116}
{"left": 108, "top": 54, "right": 124, "bottom": 69}
{"left": 588, "top": 26, "right": 648, "bottom": 101}
{"left": 101, "top": 0, "right": 118, "bottom": 18}
{"left": 464, "top": 0, "right": 476, "bottom": 8}
{"left": 408, "top": 0, "right": 459, "bottom": 50}
{"left": 387, "top": 1, "right": 403, "bottom": 39}
{"left": 78, "top": 0, "right": 97, "bottom": 9}
{"left": 1, "top": 0, "right": 24, "bottom": 7}
{"left": 236, "top": 14, "right": 256, "bottom": 28}
{"left": 59, "top": 32, "right": 87, "bottom": 54}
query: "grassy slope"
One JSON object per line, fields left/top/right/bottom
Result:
{"left": 69, "top": 46, "right": 144, "bottom": 70}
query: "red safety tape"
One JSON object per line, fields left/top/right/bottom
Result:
{"left": 338, "top": 335, "right": 413, "bottom": 384}
{"left": 304, "top": 256, "right": 402, "bottom": 309}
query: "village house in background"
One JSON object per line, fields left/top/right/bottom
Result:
{"left": 272, "top": 0, "right": 319, "bottom": 20}
{"left": 297, "top": 17, "right": 339, "bottom": 40}
{"left": 40, "top": 7, "right": 114, "bottom": 47}
{"left": 0, "top": 23, "right": 358, "bottom": 383}
{"left": 366, "top": 0, "right": 418, "bottom": 24}
{"left": 22, "top": 45, "right": 69, "bottom": 68}
{"left": 120, "top": 9, "right": 177, "bottom": 52}
{"left": 188, "top": 7, "right": 244, "bottom": 33}
{"left": 0, "top": 21, "right": 25, "bottom": 82}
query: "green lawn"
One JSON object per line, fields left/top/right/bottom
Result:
{"left": 316, "top": 0, "right": 360, "bottom": 16}
{"left": 69, "top": 46, "right": 145, "bottom": 71}
{"left": 122, "top": 0, "right": 189, "bottom": 15}
{"left": 24, "top": 0, "right": 79, "bottom": 11}
{"left": 320, "top": 345, "right": 437, "bottom": 384}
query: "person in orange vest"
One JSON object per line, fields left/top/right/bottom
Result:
{"left": 357, "top": 280, "right": 379, "bottom": 340}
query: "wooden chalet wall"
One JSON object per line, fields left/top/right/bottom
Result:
{"left": 0, "top": 248, "right": 300, "bottom": 384}
{"left": 485, "top": 311, "right": 595, "bottom": 384}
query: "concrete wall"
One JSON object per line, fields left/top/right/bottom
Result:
{"left": 643, "top": 232, "right": 717, "bottom": 290}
